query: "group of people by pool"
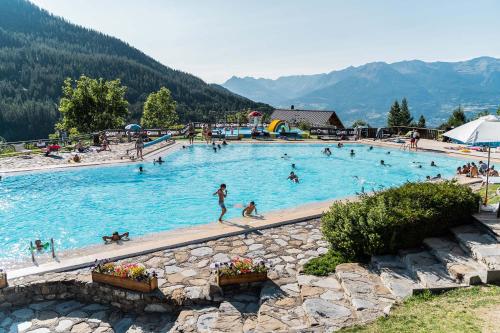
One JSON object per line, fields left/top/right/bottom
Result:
{"left": 457, "top": 161, "right": 498, "bottom": 178}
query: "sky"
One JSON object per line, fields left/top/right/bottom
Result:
{"left": 31, "top": 0, "right": 500, "bottom": 84}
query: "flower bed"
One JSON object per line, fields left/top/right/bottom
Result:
{"left": 91, "top": 260, "right": 157, "bottom": 293}
{"left": 213, "top": 257, "right": 268, "bottom": 286}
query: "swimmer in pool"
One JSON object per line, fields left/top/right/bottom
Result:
{"left": 380, "top": 160, "right": 391, "bottom": 166}
{"left": 242, "top": 201, "right": 259, "bottom": 217}
{"left": 288, "top": 171, "right": 299, "bottom": 183}
{"left": 431, "top": 161, "right": 437, "bottom": 167}
{"left": 350, "top": 149, "right": 355, "bottom": 156}
{"left": 153, "top": 157, "right": 164, "bottom": 165}
{"left": 291, "top": 163, "right": 296, "bottom": 169}
{"left": 139, "top": 166, "right": 144, "bottom": 173}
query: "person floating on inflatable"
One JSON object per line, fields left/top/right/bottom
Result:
{"left": 31, "top": 239, "right": 50, "bottom": 251}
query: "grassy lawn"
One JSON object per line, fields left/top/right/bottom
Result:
{"left": 478, "top": 184, "right": 500, "bottom": 205}
{"left": 341, "top": 286, "right": 500, "bottom": 333}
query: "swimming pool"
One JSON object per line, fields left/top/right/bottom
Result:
{"left": 0, "top": 143, "right": 462, "bottom": 264}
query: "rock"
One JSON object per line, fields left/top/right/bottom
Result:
{"left": 301, "top": 286, "right": 324, "bottom": 298}
{"left": 243, "top": 239, "right": 255, "bottom": 245}
{"left": 113, "top": 317, "right": 134, "bottom": 333}
{"left": 81, "top": 303, "right": 109, "bottom": 312}
{"left": 191, "top": 247, "right": 213, "bottom": 257}
{"left": 274, "top": 239, "right": 288, "bottom": 247}
{"left": 12, "top": 308, "right": 34, "bottom": 320}
{"left": 302, "top": 298, "right": 351, "bottom": 322}
{"left": 320, "top": 290, "right": 344, "bottom": 301}
{"left": 55, "top": 300, "right": 83, "bottom": 315}
{"left": 29, "top": 301, "right": 56, "bottom": 311}
{"left": 164, "top": 265, "right": 182, "bottom": 275}
{"left": 174, "top": 252, "right": 189, "bottom": 263}
{"left": 185, "top": 286, "right": 206, "bottom": 300}
{"left": 317, "top": 247, "right": 329, "bottom": 255}
{"left": 180, "top": 269, "right": 198, "bottom": 277}
{"left": 281, "top": 256, "right": 296, "bottom": 263}
{"left": 351, "top": 298, "right": 377, "bottom": 311}
{"left": 248, "top": 244, "right": 263, "bottom": 251}
{"left": 197, "top": 312, "right": 218, "bottom": 332}
{"left": 281, "top": 283, "right": 300, "bottom": 295}
{"left": 213, "top": 253, "right": 230, "bottom": 263}
{"left": 312, "top": 277, "right": 341, "bottom": 289}
{"left": 55, "top": 319, "right": 74, "bottom": 332}
{"left": 144, "top": 304, "right": 169, "bottom": 313}
{"left": 196, "top": 259, "right": 210, "bottom": 268}
{"left": 25, "top": 329, "right": 50, "bottom": 333}
{"left": 70, "top": 322, "right": 91, "bottom": 333}
{"left": 16, "top": 321, "right": 32, "bottom": 332}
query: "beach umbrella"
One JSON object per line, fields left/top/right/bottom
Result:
{"left": 125, "top": 124, "right": 141, "bottom": 131}
{"left": 443, "top": 115, "right": 500, "bottom": 204}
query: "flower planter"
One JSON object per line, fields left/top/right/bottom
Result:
{"left": 217, "top": 271, "right": 267, "bottom": 286}
{"left": 91, "top": 271, "right": 158, "bottom": 293}
{"left": 0, "top": 272, "right": 7, "bottom": 289}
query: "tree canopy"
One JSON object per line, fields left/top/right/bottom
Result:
{"left": 387, "top": 98, "right": 414, "bottom": 127}
{"left": 417, "top": 115, "right": 426, "bottom": 128}
{"left": 439, "top": 105, "right": 467, "bottom": 129}
{"left": 57, "top": 76, "right": 129, "bottom": 133}
{"left": 141, "top": 87, "right": 178, "bottom": 128}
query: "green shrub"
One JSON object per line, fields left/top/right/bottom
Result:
{"left": 322, "top": 181, "right": 480, "bottom": 260}
{"left": 303, "top": 251, "right": 348, "bottom": 276}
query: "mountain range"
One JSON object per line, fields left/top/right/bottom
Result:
{"left": 0, "top": 0, "right": 270, "bottom": 141}
{"left": 223, "top": 57, "right": 500, "bottom": 127}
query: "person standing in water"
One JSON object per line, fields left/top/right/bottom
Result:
{"left": 213, "top": 184, "right": 227, "bottom": 223}
{"left": 188, "top": 123, "right": 195, "bottom": 145}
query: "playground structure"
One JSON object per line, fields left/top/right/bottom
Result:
{"left": 267, "top": 119, "right": 291, "bottom": 133}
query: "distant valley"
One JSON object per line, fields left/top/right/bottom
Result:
{"left": 222, "top": 57, "right": 500, "bottom": 127}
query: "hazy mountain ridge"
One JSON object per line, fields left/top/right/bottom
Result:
{"left": 223, "top": 57, "right": 500, "bottom": 126}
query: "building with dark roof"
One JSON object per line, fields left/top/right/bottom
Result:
{"left": 270, "top": 108, "right": 344, "bottom": 128}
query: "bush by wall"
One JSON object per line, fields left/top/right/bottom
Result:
{"left": 321, "top": 181, "right": 480, "bottom": 260}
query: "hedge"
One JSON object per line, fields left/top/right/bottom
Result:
{"left": 321, "top": 181, "right": 480, "bottom": 260}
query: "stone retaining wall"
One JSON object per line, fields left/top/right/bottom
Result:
{"left": 0, "top": 275, "right": 223, "bottom": 314}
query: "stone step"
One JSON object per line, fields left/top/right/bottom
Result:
{"left": 400, "top": 250, "right": 464, "bottom": 291}
{"left": 423, "top": 237, "right": 487, "bottom": 285}
{"left": 335, "top": 263, "right": 397, "bottom": 324}
{"left": 254, "top": 280, "right": 309, "bottom": 332}
{"left": 452, "top": 224, "right": 500, "bottom": 283}
{"left": 297, "top": 273, "right": 357, "bottom": 331}
{"left": 371, "top": 255, "right": 424, "bottom": 299}
{"left": 473, "top": 212, "right": 500, "bottom": 239}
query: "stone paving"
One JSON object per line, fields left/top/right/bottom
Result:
{"left": 4, "top": 213, "right": 500, "bottom": 332}
{"left": 3, "top": 219, "right": 342, "bottom": 332}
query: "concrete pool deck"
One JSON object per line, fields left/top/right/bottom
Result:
{"left": 0, "top": 138, "right": 490, "bottom": 279}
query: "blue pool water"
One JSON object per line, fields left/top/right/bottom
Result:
{"left": 0, "top": 144, "right": 462, "bottom": 263}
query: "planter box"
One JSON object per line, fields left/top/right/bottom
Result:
{"left": 217, "top": 271, "right": 267, "bottom": 286}
{"left": 0, "top": 272, "right": 6, "bottom": 289}
{"left": 91, "top": 272, "right": 157, "bottom": 293}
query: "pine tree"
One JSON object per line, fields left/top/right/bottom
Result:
{"left": 447, "top": 105, "right": 467, "bottom": 127}
{"left": 399, "top": 98, "right": 413, "bottom": 126}
{"left": 387, "top": 100, "right": 401, "bottom": 127}
{"left": 417, "top": 115, "right": 426, "bottom": 128}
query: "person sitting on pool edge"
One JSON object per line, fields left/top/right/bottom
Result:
{"left": 102, "top": 231, "right": 129, "bottom": 243}
{"left": 242, "top": 201, "right": 259, "bottom": 217}
{"left": 288, "top": 171, "right": 299, "bottom": 183}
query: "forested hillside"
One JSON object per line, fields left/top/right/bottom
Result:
{"left": 0, "top": 0, "right": 271, "bottom": 141}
